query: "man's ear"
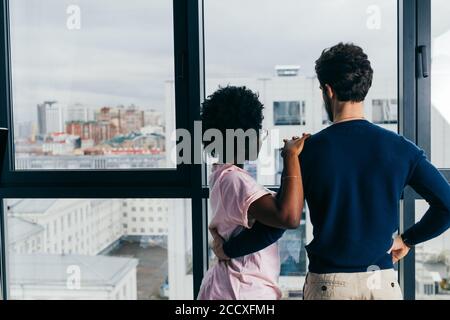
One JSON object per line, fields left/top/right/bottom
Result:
{"left": 324, "top": 84, "right": 334, "bottom": 100}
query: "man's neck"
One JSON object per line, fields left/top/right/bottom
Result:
{"left": 333, "top": 101, "right": 365, "bottom": 123}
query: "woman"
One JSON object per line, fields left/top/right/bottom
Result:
{"left": 197, "top": 85, "right": 309, "bottom": 300}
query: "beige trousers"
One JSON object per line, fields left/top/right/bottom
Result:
{"left": 303, "top": 269, "right": 403, "bottom": 300}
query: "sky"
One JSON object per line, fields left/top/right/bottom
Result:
{"left": 204, "top": 0, "right": 398, "bottom": 78}
{"left": 8, "top": 0, "right": 450, "bottom": 125}
{"left": 10, "top": 0, "right": 175, "bottom": 123}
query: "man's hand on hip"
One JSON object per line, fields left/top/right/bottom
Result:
{"left": 388, "top": 235, "right": 411, "bottom": 263}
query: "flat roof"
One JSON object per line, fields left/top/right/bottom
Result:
{"left": 8, "top": 217, "right": 44, "bottom": 244}
{"left": 7, "top": 199, "right": 57, "bottom": 214}
{"left": 10, "top": 254, "right": 138, "bottom": 288}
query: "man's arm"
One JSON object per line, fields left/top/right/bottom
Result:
{"left": 222, "top": 221, "right": 286, "bottom": 258}
{"left": 402, "top": 153, "right": 450, "bottom": 246}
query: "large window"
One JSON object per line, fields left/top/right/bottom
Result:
{"left": 203, "top": 0, "right": 398, "bottom": 299}
{"left": 430, "top": 0, "right": 450, "bottom": 168}
{"left": 5, "top": 199, "right": 192, "bottom": 300}
{"left": 9, "top": 0, "right": 176, "bottom": 170}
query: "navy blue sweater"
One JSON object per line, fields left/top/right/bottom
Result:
{"left": 223, "top": 120, "right": 450, "bottom": 273}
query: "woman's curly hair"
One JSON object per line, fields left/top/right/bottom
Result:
{"left": 315, "top": 42, "right": 373, "bottom": 102}
{"left": 201, "top": 85, "right": 264, "bottom": 156}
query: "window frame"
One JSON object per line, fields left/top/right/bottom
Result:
{"left": 401, "top": 0, "right": 450, "bottom": 301}
{"left": 0, "top": 0, "right": 193, "bottom": 192}
{"left": 397, "top": 0, "right": 418, "bottom": 301}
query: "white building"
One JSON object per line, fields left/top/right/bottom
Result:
{"left": 67, "top": 103, "right": 90, "bottom": 122}
{"left": 431, "top": 105, "right": 450, "bottom": 168}
{"left": 121, "top": 198, "right": 193, "bottom": 299}
{"left": 6, "top": 198, "right": 192, "bottom": 300}
{"left": 8, "top": 217, "right": 44, "bottom": 254}
{"left": 122, "top": 199, "right": 169, "bottom": 237}
{"left": 9, "top": 254, "right": 138, "bottom": 300}
{"left": 7, "top": 199, "right": 123, "bottom": 255}
{"left": 42, "top": 133, "right": 80, "bottom": 156}
{"left": 37, "top": 101, "right": 65, "bottom": 135}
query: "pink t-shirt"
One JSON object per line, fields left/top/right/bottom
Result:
{"left": 197, "top": 164, "right": 282, "bottom": 300}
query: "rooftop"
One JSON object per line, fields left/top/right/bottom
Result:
{"left": 9, "top": 254, "right": 138, "bottom": 288}
{"left": 8, "top": 217, "right": 44, "bottom": 244}
{"left": 6, "top": 199, "right": 57, "bottom": 215}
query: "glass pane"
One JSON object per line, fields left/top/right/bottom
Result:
{"left": 10, "top": 0, "right": 176, "bottom": 170}
{"left": 415, "top": 200, "right": 450, "bottom": 299}
{"left": 204, "top": 0, "right": 397, "bottom": 185}
{"left": 5, "top": 199, "right": 192, "bottom": 300}
{"left": 431, "top": 0, "right": 450, "bottom": 168}
{"left": 207, "top": 204, "right": 310, "bottom": 299}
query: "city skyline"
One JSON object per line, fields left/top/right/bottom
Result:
{"left": 15, "top": 101, "right": 166, "bottom": 161}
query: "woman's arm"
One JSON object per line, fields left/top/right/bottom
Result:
{"left": 247, "top": 135, "right": 308, "bottom": 229}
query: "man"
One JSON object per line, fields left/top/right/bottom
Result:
{"left": 212, "top": 43, "right": 450, "bottom": 300}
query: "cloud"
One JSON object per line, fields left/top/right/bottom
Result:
{"left": 204, "top": 0, "right": 397, "bottom": 78}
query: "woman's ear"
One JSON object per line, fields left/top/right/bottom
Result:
{"left": 324, "top": 84, "right": 334, "bottom": 100}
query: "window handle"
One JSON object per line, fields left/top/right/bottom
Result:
{"left": 418, "top": 45, "right": 429, "bottom": 78}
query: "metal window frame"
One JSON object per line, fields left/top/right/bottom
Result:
{"left": 410, "top": 0, "right": 450, "bottom": 300}
{"left": 0, "top": 0, "right": 193, "bottom": 192}
{"left": 187, "top": 0, "right": 208, "bottom": 298}
{"left": 398, "top": 0, "right": 417, "bottom": 301}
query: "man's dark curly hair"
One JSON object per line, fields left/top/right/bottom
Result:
{"left": 201, "top": 85, "right": 264, "bottom": 156}
{"left": 315, "top": 42, "right": 373, "bottom": 102}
